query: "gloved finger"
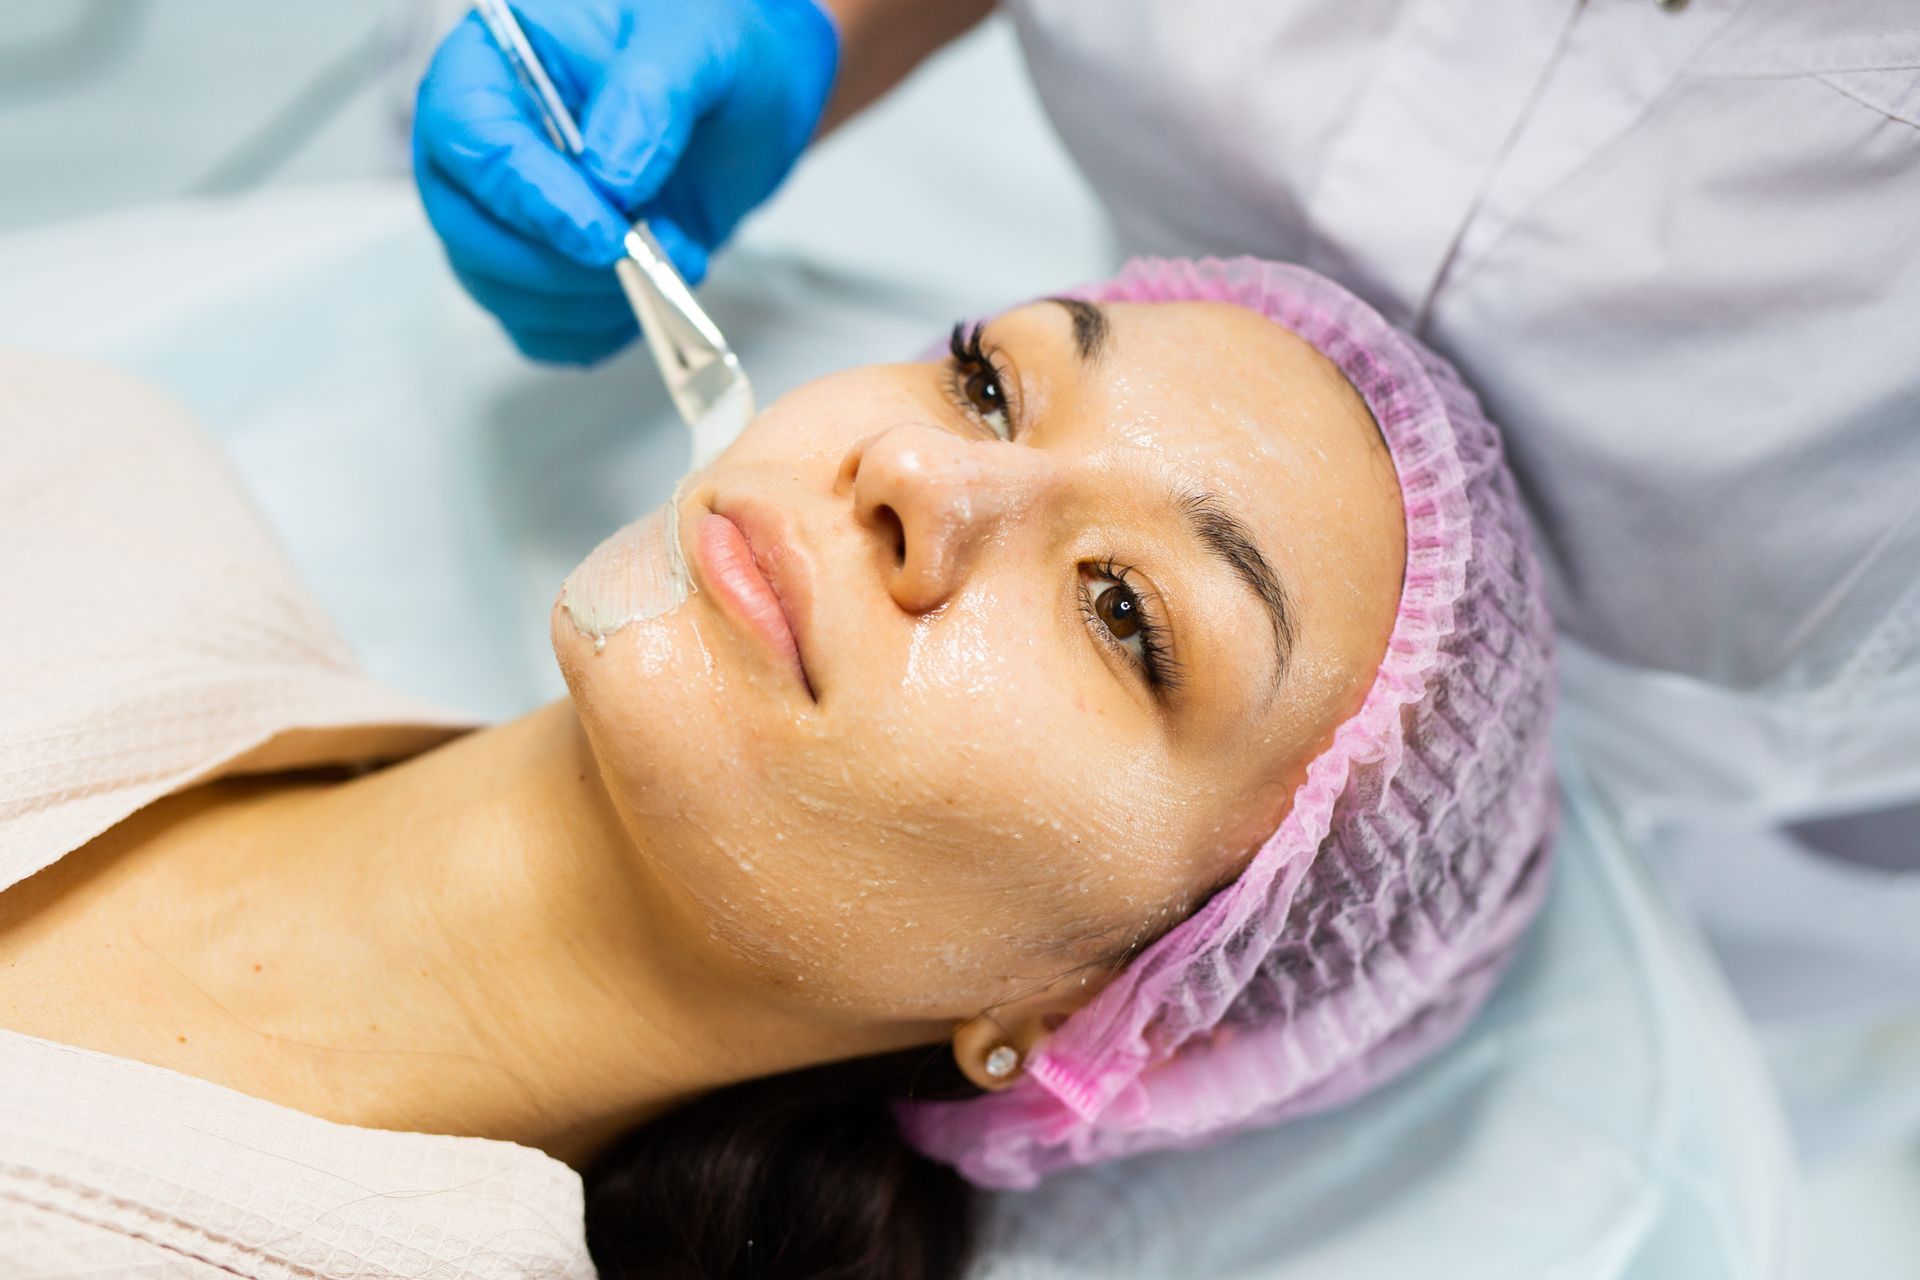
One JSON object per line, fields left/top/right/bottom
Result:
{"left": 578, "top": 20, "right": 733, "bottom": 212}
{"left": 629, "top": 212, "right": 712, "bottom": 288}
{"left": 452, "top": 265, "right": 636, "bottom": 336}
{"left": 417, "top": 158, "right": 620, "bottom": 298}
{"left": 417, "top": 16, "right": 629, "bottom": 269}
{"left": 506, "top": 3, "right": 623, "bottom": 119}
{"left": 508, "top": 318, "right": 641, "bottom": 366}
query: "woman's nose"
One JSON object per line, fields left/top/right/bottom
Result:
{"left": 837, "top": 423, "right": 1043, "bottom": 614}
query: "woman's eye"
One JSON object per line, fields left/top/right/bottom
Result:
{"left": 1079, "top": 562, "right": 1180, "bottom": 693}
{"left": 947, "top": 320, "right": 1015, "bottom": 441}
{"left": 1087, "top": 576, "right": 1146, "bottom": 653}
{"left": 961, "top": 365, "right": 1011, "bottom": 440}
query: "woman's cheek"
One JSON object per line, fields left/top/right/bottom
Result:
{"left": 723, "top": 366, "right": 936, "bottom": 468}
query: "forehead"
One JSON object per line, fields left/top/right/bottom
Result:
{"left": 1012, "top": 298, "right": 1377, "bottom": 464}
{"left": 1002, "top": 299, "right": 1388, "bottom": 523}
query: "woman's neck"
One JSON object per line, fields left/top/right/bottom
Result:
{"left": 2, "top": 702, "right": 887, "bottom": 1167}
{"left": 263, "top": 700, "right": 698, "bottom": 1163}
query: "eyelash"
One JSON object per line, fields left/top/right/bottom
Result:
{"left": 945, "top": 320, "right": 1016, "bottom": 440}
{"left": 1081, "top": 558, "right": 1183, "bottom": 694}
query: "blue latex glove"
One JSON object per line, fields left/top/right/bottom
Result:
{"left": 414, "top": 0, "right": 839, "bottom": 365}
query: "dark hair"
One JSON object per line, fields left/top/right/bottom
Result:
{"left": 583, "top": 1043, "right": 986, "bottom": 1279}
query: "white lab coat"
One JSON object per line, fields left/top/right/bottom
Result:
{"left": 1001, "top": 0, "right": 1920, "bottom": 1154}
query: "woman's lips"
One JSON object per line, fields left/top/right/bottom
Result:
{"left": 693, "top": 511, "right": 809, "bottom": 692}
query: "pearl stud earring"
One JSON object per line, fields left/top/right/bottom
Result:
{"left": 984, "top": 1045, "right": 1020, "bottom": 1079}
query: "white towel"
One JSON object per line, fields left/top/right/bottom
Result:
{"left": 0, "top": 350, "right": 591, "bottom": 1279}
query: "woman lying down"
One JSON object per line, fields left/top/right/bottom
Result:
{"left": 0, "top": 258, "right": 1556, "bottom": 1279}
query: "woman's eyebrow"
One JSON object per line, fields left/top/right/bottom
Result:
{"left": 1173, "top": 488, "right": 1296, "bottom": 696}
{"left": 1044, "top": 297, "right": 1110, "bottom": 363}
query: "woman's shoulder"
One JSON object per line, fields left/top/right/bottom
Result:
{"left": 0, "top": 350, "right": 471, "bottom": 895}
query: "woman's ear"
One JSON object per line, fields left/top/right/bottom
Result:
{"left": 949, "top": 968, "right": 1098, "bottom": 1092}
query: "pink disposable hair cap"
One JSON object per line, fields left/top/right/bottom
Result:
{"left": 893, "top": 256, "right": 1559, "bottom": 1189}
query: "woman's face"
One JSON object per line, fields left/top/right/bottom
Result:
{"left": 553, "top": 299, "right": 1404, "bottom": 1025}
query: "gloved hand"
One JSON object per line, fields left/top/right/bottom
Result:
{"left": 414, "top": 0, "right": 839, "bottom": 365}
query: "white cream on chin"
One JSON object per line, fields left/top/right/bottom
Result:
{"left": 561, "top": 492, "right": 694, "bottom": 652}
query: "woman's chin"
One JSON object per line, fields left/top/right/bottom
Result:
{"left": 550, "top": 596, "right": 716, "bottom": 698}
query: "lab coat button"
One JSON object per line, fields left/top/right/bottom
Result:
{"left": 1656, "top": 0, "right": 1690, "bottom": 11}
